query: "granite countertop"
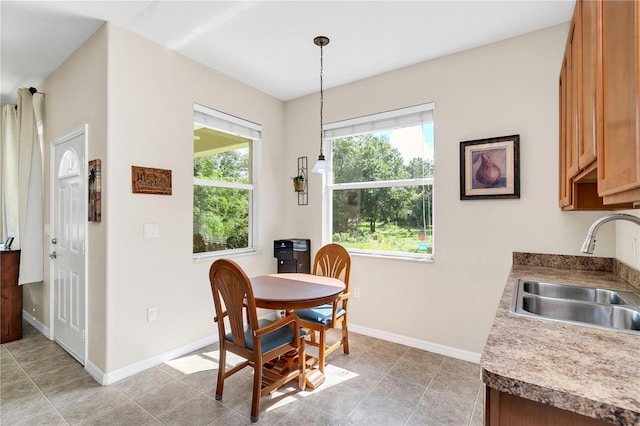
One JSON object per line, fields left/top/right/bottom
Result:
{"left": 480, "top": 254, "right": 640, "bottom": 426}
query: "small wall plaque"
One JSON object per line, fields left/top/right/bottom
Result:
{"left": 132, "top": 166, "right": 172, "bottom": 195}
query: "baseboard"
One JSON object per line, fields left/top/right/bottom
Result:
{"left": 22, "top": 310, "right": 50, "bottom": 338}
{"left": 99, "top": 333, "right": 219, "bottom": 385}
{"left": 99, "top": 312, "right": 279, "bottom": 385}
{"left": 349, "top": 323, "right": 482, "bottom": 364}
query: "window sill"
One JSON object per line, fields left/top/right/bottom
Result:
{"left": 192, "top": 248, "right": 258, "bottom": 263}
{"left": 349, "top": 251, "right": 434, "bottom": 263}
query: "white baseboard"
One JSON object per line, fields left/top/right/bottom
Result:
{"left": 349, "top": 323, "right": 482, "bottom": 364}
{"left": 99, "top": 333, "right": 220, "bottom": 385}
{"left": 22, "top": 310, "right": 50, "bottom": 338}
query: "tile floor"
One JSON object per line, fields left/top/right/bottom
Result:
{"left": 1, "top": 321, "right": 484, "bottom": 425}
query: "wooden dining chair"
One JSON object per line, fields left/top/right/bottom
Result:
{"left": 295, "top": 243, "right": 351, "bottom": 373}
{"left": 209, "top": 259, "right": 306, "bottom": 422}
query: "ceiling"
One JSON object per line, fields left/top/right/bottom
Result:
{"left": 1, "top": 1, "right": 574, "bottom": 106}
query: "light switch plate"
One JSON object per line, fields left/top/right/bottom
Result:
{"left": 143, "top": 223, "right": 159, "bottom": 239}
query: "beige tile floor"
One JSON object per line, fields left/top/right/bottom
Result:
{"left": 1, "top": 321, "right": 484, "bottom": 425}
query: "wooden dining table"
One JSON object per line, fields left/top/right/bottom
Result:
{"left": 250, "top": 273, "right": 345, "bottom": 311}
{"left": 250, "top": 273, "right": 345, "bottom": 389}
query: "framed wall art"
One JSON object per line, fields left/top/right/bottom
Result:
{"left": 88, "top": 159, "right": 102, "bottom": 222}
{"left": 132, "top": 166, "right": 172, "bottom": 195}
{"left": 460, "top": 134, "right": 520, "bottom": 200}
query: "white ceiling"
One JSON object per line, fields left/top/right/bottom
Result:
{"left": 1, "top": 1, "right": 574, "bottom": 105}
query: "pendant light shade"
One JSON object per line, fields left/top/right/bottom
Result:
{"left": 311, "top": 155, "right": 329, "bottom": 173}
{"left": 312, "top": 36, "right": 330, "bottom": 174}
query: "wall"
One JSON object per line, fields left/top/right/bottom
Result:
{"left": 283, "top": 23, "right": 616, "bottom": 355}
{"left": 615, "top": 210, "right": 640, "bottom": 269}
{"left": 29, "top": 25, "right": 109, "bottom": 370}
{"left": 104, "top": 24, "right": 286, "bottom": 373}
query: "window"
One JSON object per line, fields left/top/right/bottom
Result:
{"left": 325, "top": 103, "right": 434, "bottom": 259}
{"left": 193, "top": 104, "right": 260, "bottom": 257}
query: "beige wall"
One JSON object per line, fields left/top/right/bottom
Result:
{"left": 32, "top": 24, "right": 109, "bottom": 370}
{"left": 31, "top": 20, "right": 627, "bottom": 376}
{"left": 104, "top": 24, "right": 286, "bottom": 372}
{"left": 284, "top": 23, "right": 616, "bottom": 354}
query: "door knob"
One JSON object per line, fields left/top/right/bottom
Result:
{"left": 49, "top": 251, "right": 57, "bottom": 259}
{"left": 51, "top": 238, "right": 57, "bottom": 244}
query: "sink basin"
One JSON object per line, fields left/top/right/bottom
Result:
{"left": 521, "top": 296, "right": 640, "bottom": 332}
{"left": 510, "top": 279, "right": 640, "bottom": 334}
{"left": 521, "top": 280, "right": 633, "bottom": 305}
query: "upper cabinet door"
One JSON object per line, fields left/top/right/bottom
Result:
{"left": 579, "top": 0, "right": 598, "bottom": 169}
{"left": 566, "top": 16, "right": 581, "bottom": 180}
{"left": 598, "top": 0, "right": 640, "bottom": 199}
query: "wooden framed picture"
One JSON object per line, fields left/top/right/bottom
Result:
{"left": 132, "top": 166, "right": 172, "bottom": 195}
{"left": 460, "top": 135, "right": 520, "bottom": 200}
{"left": 88, "top": 159, "right": 102, "bottom": 222}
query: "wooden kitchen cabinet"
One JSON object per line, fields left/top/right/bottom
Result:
{"left": 558, "top": 0, "right": 636, "bottom": 210}
{"left": 579, "top": 0, "right": 598, "bottom": 170}
{"left": 597, "top": 0, "right": 640, "bottom": 204}
{"left": 485, "top": 387, "right": 609, "bottom": 426}
{"left": 1, "top": 249, "right": 22, "bottom": 343}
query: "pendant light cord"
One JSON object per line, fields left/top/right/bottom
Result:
{"left": 319, "top": 42, "right": 324, "bottom": 157}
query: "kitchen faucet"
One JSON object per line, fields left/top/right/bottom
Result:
{"left": 580, "top": 213, "right": 640, "bottom": 254}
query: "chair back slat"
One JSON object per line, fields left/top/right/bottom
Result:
{"left": 312, "top": 243, "right": 351, "bottom": 290}
{"left": 210, "top": 259, "right": 259, "bottom": 349}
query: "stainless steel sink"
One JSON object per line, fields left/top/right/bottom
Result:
{"left": 521, "top": 296, "right": 640, "bottom": 331}
{"left": 510, "top": 279, "right": 640, "bottom": 334}
{"left": 522, "top": 280, "right": 633, "bottom": 305}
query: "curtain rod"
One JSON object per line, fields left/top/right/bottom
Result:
{"left": 28, "top": 87, "right": 45, "bottom": 96}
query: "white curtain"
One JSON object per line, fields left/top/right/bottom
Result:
{"left": 1, "top": 88, "right": 45, "bottom": 285}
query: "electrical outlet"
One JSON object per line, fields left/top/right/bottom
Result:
{"left": 354, "top": 287, "right": 360, "bottom": 298}
{"left": 147, "top": 306, "right": 157, "bottom": 322}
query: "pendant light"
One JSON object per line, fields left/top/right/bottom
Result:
{"left": 311, "top": 36, "right": 330, "bottom": 174}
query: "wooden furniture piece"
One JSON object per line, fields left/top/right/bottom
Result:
{"left": 597, "top": 0, "right": 640, "bottom": 204}
{"left": 294, "top": 244, "right": 352, "bottom": 374}
{"left": 558, "top": 0, "right": 639, "bottom": 209}
{"left": 250, "top": 271, "right": 345, "bottom": 388}
{"left": 209, "top": 259, "right": 306, "bottom": 422}
{"left": 250, "top": 273, "right": 345, "bottom": 311}
{"left": 1, "top": 249, "right": 22, "bottom": 344}
{"left": 486, "top": 387, "right": 609, "bottom": 426}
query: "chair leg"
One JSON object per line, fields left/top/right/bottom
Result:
{"left": 215, "top": 348, "right": 226, "bottom": 400}
{"left": 342, "top": 321, "right": 350, "bottom": 355}
{"left": 318, "top": 329, "right": 326, "bottom": 374}
{"left": 299, "top": 338, "right": 306, "bottom": 390}
{"left": 250, "top": 364, "right": 262, "bottom": 422}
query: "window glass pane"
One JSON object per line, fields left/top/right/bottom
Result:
{"left": 194, "top": 127, "right": 251, "bottom": 183}
{"left": 329, "top": 112, "right": 434, "bottom": 257}
{"left": 332, "top": 123, "right": 433, "bottom": 184}
{"left": 193, "top": 186, "right": 250, "bottom": 253}
{"left": 193, "top": 104, "right": 258, "bottom": 256}
{"left": 332, "top": 185, "right": 433, "bottom": 254}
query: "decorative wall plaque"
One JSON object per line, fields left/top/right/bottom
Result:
{"left": 131, "top": 166, "right": 172, "bottom": 195}
{"left": 88, "top": 159, "right": 102, "bottom": 221}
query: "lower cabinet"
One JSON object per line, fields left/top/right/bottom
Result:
{"left": 484, "top": 387, "right": 609, "bottom": 426}
{"left": 1, "top": 250, "right": 22, "bottom": 343}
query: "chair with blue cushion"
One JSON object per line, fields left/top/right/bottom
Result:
{"left": 209, "top": 258, "right": 305, "bottom": 422}
{"left": 295, "top": 243, "right": 351, "bottom": 373}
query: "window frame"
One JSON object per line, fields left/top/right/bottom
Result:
{"left": 322, "top": 103, "right": 435, "bottom": 260}
{"left": 192, "top": 103, "right": 261, "bottom": 260}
